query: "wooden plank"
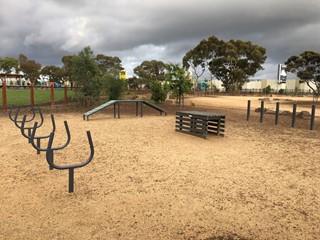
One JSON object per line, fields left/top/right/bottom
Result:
{"left": 175, "top": 129, "right": 206, "bottom": 139}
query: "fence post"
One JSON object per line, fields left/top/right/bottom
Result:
{"left": 292, "top": 103, "right": 296, "bottom": 128}
{"left": 246, "top": 100, "right": 251, "bottom": 121}
{"left": 310, "top": 104, "right": 316, "bottom": 130}
{"left": 260, "top": 101, "right": 264, "bottom": 123}
{"left": 50, "top": 83, "right": 54, "bottom": 106}
{"left": 30, "top": 83, "right": 35, "bottom": 106}
{"left": 2, "top": 81, "right": 7, "bottom": 111}
{"left": 64, "top": 85, "right": 68, "bottom": 104}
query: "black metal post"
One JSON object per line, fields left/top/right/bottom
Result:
{"left": 69, "top": 168, "right": 74, "bottom": 193}
{"left": 113, "top": 103, "right": 116, "bottom": 118}
{"left": 140, "top": 101, "right": 143, "bottom": 117}
{"left": 28, "top": 128, "right": 31, "bottom": 143}
{"left": 246, "top": 100, "right": 251, "bottom": 121}
{"left": 260, "top": 101, "right": 264, "bottom": 123}
{"left": 118, "top": 102, "right": 120, "bottom": 119}
{"left": 275, "top": 102, "right": 280, "bottom": 125}
{"left": 310, "top": 104, "right": 316, "bottom": 130}
{"left": 49, "top": 150, "right": 54, "bottom": 170}
{"left": 136, "top": 102, "right": 138, "bottom": 116}
{"left": 37, "top": 138, "right": 40, "bottom": 154}
{"left": 292, "top": 103, "right": 296, "bottom": 128}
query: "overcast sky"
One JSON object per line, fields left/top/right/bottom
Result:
{"left": 1, "top": 0, "right": 319, "bottom": 79}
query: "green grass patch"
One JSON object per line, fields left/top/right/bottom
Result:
{"left": 0, "top": 88, "right": 75, "bottom": 107}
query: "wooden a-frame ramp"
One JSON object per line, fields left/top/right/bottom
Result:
{"left": 83, "top": 100, "right": 167, "bottom": 120}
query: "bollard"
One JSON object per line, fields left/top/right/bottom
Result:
{"left": 275, "top": 102, "right": 280, "bottom": 125}
{"left": 247, "top": 100, "right": 251, "bottom": 121}
{"left": 292, "top": 103, "right": 296, "bottom": 128}
{"left": 310, "top": 104, "right": 316, "bottom": 130}
{"left": 260, "top": 101, "right": 264, "bottom": 123}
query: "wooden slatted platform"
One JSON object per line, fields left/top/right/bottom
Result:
{"left": 175, "top": 111, "right": 225, "bottom": 139}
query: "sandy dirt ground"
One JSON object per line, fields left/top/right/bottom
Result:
{"left": 0, "top": 96, "right": 319, "bottom": 240}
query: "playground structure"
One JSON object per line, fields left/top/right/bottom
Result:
{"left": 9, "top": 106, "right": 94, "bottom": 193}
{"left": 83, "top": 99, "right": 167, "bottom": 120}
{"left": 246, "top": 100, "right": 317, "bottom": 130}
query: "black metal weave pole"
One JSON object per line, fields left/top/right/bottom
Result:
{"left": 292, "top": 103, "right": 297, "bottom": 128}
{"left": 246, "top": 100, "right": 251, "bottom": 121}
{"left": 113, "top": 103, "right": 116, "bottom": 118}
{"left": 69, "top": 168, "right": 74, "bottom": 193}
{"left": 118, "top": 102, "right": 120, "bottom": 119}
{"left": 275, "top": 102, "right": 280, "bottom": 125}
{"left": 136, "top": 102, "right": 138, "bottom": 116}
{"left": 310, "top": 104, "right": 316, "bottom": 130}
{"left": 37, "top": 138, "right": 40, "bottom": 154}
{"left": 260, "top": 101, "right": 264, "bottom": 123}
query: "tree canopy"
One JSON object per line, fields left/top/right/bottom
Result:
{"left": 41, "top": 65, "right": 63, "bottom": 83}
{"left": 183, "top": 35, "right": 267, "bottom": 92}
{"left": 72, "top": 46, "right": 101, "bottom": 106}
{"left": 285, "top": 50, "right": 320, "bottom": 99}
{"left": 95, "top": 54, "right": 123, "bottom": 75}
{"left": 0, "top": 56, "right": 18, "bottom": 74}
{"left": 18, "top": 54, "right": 42, "bottom": 84}
{"left": 166, "top": 63, "right": 192, "bottom": 106}
{"left": 133, "top": 60, "right": 167, "bottom": 88}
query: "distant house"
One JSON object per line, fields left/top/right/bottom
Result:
{"left": 0, "top": 72, "right": 25, "bottom": 86}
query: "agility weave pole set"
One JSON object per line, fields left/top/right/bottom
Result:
{"left": 9, "top": 106, "right": 94, "bottom": 193}
{"left": 246, "top": 100, "right": 317, "bottom": 130}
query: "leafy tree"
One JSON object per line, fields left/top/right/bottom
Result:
{"left": 95, "top": 54, "right": 123, "bottom": 75}
{"left": 150, "top": 81, "right": 168, "bottom": 103}
{"left": 182, "top": 47, "right": 206, "bottom": 90}
{"left": 183, "top": 35, "right": 222, "bottom": 90}
{"left": 0, "top": 56, "right": 18, "bottom": 73}
{"left": 166, "top": 63, "right": 192, "bottom": 106}
{"left": 18, "top": 54, "right": 41, "bottom": 84}
{"left": 41, "top": 65, "right": 64, "bottom": 83}
{"left": 62, "top": 55, "right": 76, "bottom": 88}
{"left": 102, "top": 70, "right": 126, "bottom": 100}
{"left": 127, "top": 76, "right": 141, "bottom": 91}
{"left": 210, "top": 39, "right": 266, "bottom": 92}
{"left": 285, "top": 50, "right": 320, "bottom": 100}
{"left": 72, "top": 46, "right": 101, "bottom": 106}
{"left": 133, "top": 60, "right": 166, "bottom": 88}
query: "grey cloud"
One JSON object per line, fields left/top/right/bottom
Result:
{"left": 1, "top": 0, "right": 319, "bottom": 78}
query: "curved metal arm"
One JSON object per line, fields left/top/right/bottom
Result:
{"left": 46, "top": 130, "right": 94, "bottom": 170}
{"left": 31, "top": 120, "right": 70, "bottom": 152}
{"left": 14, "top": 108, "right": 44, "bottom": 130}
{"left": 9, "top": 105, "right": 35, "bottom": 123}
{"left": 23, "top": 115, "right": 56, "bottom": 151}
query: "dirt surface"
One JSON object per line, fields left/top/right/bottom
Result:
{"left": 0, "top": 96, "right": 319, "bottom": 240}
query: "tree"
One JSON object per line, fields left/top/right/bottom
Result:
{"left": 127, "top": 76, "right": 141, "bottom": 91}
{"left": 183, "top": 35, "right": 222, "bottom": 91}
{"left": 95, "top": 54, "right": 123, "bottom": 75}
{"left": 62, "top": 55, "right": 76, "bottom": 88}
{"left": 133, "top": 60, "right": 166, "bottom": 88}
{"left": 210, "top": 39, "right": 266, "bottom": 92}
{"left": 182, "top": 47, "right": 206, "bottom": 90}
{"left": 102, "top": 70, "right": 126, "bottom": 100}
{"left": 0, "top": 56, "right": 18, "bottom": 73}
{"left": 41, "top": 65, "right": 63, "bottom": 83}
{"left": 18, "top": 54, "right": 41, "bottom": 84}
{"left": 72, "top": 46, "right": 101, "bottom": 106}
{"left": 166, "top": 63, "right": 192, "bottom": 106}
{"left": 285, "top": 50, "right": 320, "bottom": 100}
